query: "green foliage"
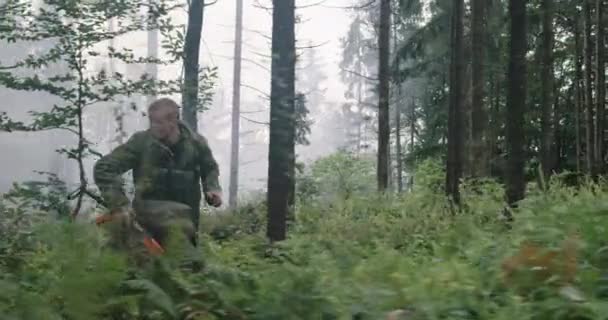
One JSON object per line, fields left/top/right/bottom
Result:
{"left": 3, "top": 154, "right": 608, "bottom": 319}
{"left": 296, "top": 151, "right": 376, "bottom": 203}
{"left": 294, "top": 93, "right": 312, "bottom": 146}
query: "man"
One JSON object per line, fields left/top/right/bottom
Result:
{"left": 94, "top": 97, "right": 222, "bottom": 247}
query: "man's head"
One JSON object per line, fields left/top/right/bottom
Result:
{"left": 148, "top": 98, "right": 181, "bottom": 144}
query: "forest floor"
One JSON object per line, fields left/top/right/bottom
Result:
{"left": 2, "top": 163, "right": 608, "bottom": 319}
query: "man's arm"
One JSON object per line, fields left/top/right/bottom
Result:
{"left": 196, "top": 135, "right": 222, "bottom": 206}
{"left": 93, "top": 132, "right": 144, "bottom": 210}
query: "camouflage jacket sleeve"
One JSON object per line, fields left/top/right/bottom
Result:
{"left": 195, "top": 135, "right": 222, "bottom": 193}
{"left": 93, "top": 132, "right": 144, "bottom": 209}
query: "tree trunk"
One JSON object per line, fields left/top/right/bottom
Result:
{"left": 505, "top": 0, "right": 527, "bottom": 207}
{"left": 446, "top": 0, "right": 465, "bottom": 206}
{"left": 377, "top": 0, "right": 391, "bottom": 192}
{"left": 409, "top": 97, "right": 416, "bottom": 191}
{"left": 229, "top": 0, "right": 243, "bottom": 209}
{"left": 575, "top": 13, "right": 583, "bottom": 173}
{"left": 267, "top": 0, "right": 295, "bottom": 242}
{"left": 540, "top": 0, "right": 554, "bottom": 180}
{"left": 553, "top": 81, "right": 562, "bottom": 171}
{"left": 147, "top": 0, "right": 159, "bottom": 107}
{"left": 182, "top": 0, "right": 204, "bottom": 131}
{"left": 584, "top": 0, "right": 595, "bottom": 175}
{"left": 396, "top": 87, "right": 403, "bottom": 193}
{"left": 471, "top": 0, "right": 487, "bottom": 178}
{"left": 596, "top": 0, "right": 605, "bottom": 172}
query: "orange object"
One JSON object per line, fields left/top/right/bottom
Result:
{"left": 95, "top": 212, "right": 165, "bottom": 256}
{"left": 143, "top": 236, "right": 165, "bottom": 255}
{"left": 95, "top": 213, "right": 113, "bottom": 225}
{"left": 501, "top": 235, "right": 579, "bottom": 288}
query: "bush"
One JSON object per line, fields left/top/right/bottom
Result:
{"left": 2, "top": 156, "right": 608, "bottom": 319}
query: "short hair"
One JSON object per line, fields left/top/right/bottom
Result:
{"left": 148, "top": 98, "right": 180, "bottom": 117}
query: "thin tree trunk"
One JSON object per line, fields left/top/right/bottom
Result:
{"left": 506, "top": 0, "right": 527, "bottom": 208}
{"left": 357, "top": 75, "right": 363, "bottom": 154}
{"left": 377, "top": 0, "right": 391, "bottom": 192}
{"left": 409, "top": 97, "right": 416, "bottom": 191}
{"left": 575, "top": 13, "right": 583, "bottom": 173}
{"left": 182, "top": 0, "right": 204, "bottom": 131}
{"left": 147, "top": 0, "right": 159, "bottom": 107}
{"left": 446, "top": 0, "right": 465, "bottom": 206}
{"left": 584, "top": 0, "right": 595, "bottom": 175}
{"left": 229, "top": 0, "right": 243, "bottom": 209}
{"left": 540, "top": 0, "right": 554, "bottom": 180}
{"left": 489, "top": 73, "right": 501, "bottom": 177}
{"left": 471, "top": 0, "right": 487, "bottom": 178}
{"left": 596, "top": 0, "right": 605, "bottom": 172}
{"left": 267, "top": 0, "right": 295, "bottom": 242}
{"left": 396, "top": 86, "right": 403, "bottom": 193}
{"left": 553, "top": 81, "right": 562, "bottom": 171}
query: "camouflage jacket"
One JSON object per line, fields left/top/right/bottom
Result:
{"left": 93, "top": 122, "right": 221, "bottom": 214}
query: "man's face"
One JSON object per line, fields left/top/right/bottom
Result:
{"left": 149, "top": 106, "right": 178, "bottom": 142}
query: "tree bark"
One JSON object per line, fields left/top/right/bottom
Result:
{"left": 267, "top": 0, "right": 295, "bottom": 242}
{"left": 471, "top": 0, "right": 487, "bottom": 178}
{"left": 229, "top": 0, "right": 243, "bottom": 209}
{"left": 596, "top": 0, "right": 605, "bottom": 172}
{"left": 505, "top": 0, "right": 527, "bottom": 207}
{"left": 396, "top": 88, "right": 403, "bottom": 193}
{"left": 584, "top": 0, "right": 595, "bottom": 175}
{"left": 147, "top": 0, "right": 159, "bottom": 107}
{"left": 575, "top": 13, "right": 583, "bottom": 173}
{"left": 377, "top": 0, "right": 391, "bottom": 192}
{"left": 446, "top": 0, "right": 465, "bottom": 206}
{"left": 540, "top": 0, "right": 554, "bottom": 180}
{"left": 409, "top": 97, "right": 416, "bottom": 191}
{"left": 182, "top": 0, "right": 204, "bottom": 131}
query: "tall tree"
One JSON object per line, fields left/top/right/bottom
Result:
{"left": 147, "top": 0, "right": 159, "bottom": 107}
{"left": 229, "top": 0, "right": 243, "bottom": 209}
{"left": 595, "top": 0, "right": 605, "bottom": 172}
{"left": 575, "top": 12, "right": 583, "bottom": 173}
{"left": 377, "top": 0, "right": 391, "bottom": 191}
{"left": 446, "top": 0, "right": 465, "bottom": 206}
{"left": 584, "top": 0, "right": 595, "bottom": 174}
{"left": 395, "top": 86, "right": 403, "bottom": 192}
{"left": 540, "top": 0, "right": 554, "bottom": 179}
{"left": 506, "top": 0, "right": 527, "bottom": 207}
{"left": 182, "top": 0, "right": 204, "bottom": 131}
{"left": 267, "top": 0, "right": 296, "bottom": 242}
{"left": 471, "top": 0, "right": 487, "bottom": 178}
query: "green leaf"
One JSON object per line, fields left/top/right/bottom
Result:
{"left": 122, "top": 279, "right": 178, "bottom": 319}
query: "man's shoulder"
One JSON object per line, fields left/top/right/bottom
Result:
{"left": 119, "top": 130, "right": 152, "bottom": 150}
{"left": 180, "top": 123, "right": 209, "bottom": 147}
{"left": 128, "top": 130, "right": 151, "bottom": 142}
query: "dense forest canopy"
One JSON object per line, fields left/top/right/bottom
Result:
{"left": 1, "top": 0, "right": 608, "bottom": 319}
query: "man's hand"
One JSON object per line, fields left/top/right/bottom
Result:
{"left": 205, "top": 191, "right": 223, "bottom": 207}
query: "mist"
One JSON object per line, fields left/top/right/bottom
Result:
{"left": 0, "top": 0, "right": 356, "bottom": 202}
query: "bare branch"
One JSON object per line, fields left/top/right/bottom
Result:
{"left": 320, "top": 0, "right": 376, "bottom": 10}
{"left": 296, "top": 40, "right": 330, "bottom": 50}
{"left": 296, "top": 0, "right": 328, "bottom": 9}
{"left": 249, "top": 50, "right": 272, "bottom": 59}
{"left": 241, "top": 115, "right": 269, "bottom": 125}
{"left": 203, "top": 0, "right": 219, "bottom": 6}
{"left": 214, "top": 53, "right": 271, "bottom": 72}
{"left": 340, "top": 67, "right": 379, "bottom": 81}
{"left": 241, "top": 83, "right": 270, "bottom": 98}
{"left": 241, "top": 157, "right": 265, "bottom": 166}
{"left": 240, "top": 109, "right": 268, "bottom": 114}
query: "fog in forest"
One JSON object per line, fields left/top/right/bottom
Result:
{"left": 0, "top": 0, "right": 356, "bottom": 201}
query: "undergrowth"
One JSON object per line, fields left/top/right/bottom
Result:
{"left": 1, "top": 156, "right": 608, "bottom": 319}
